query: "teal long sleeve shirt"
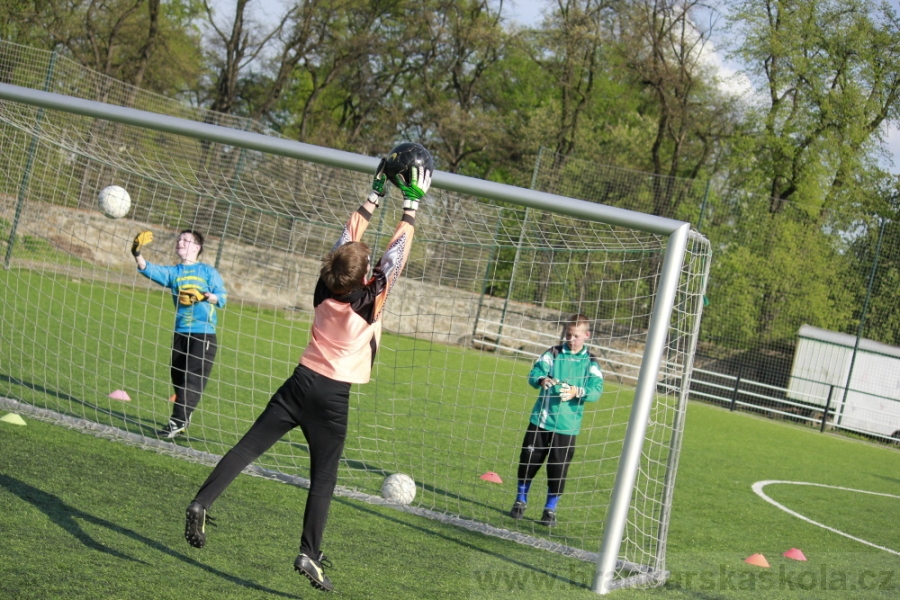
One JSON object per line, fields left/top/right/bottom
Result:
{"left": 527, "top": 343, "right": 604, "bottom": 435}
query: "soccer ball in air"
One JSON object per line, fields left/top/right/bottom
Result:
{"left": 382, "top": 142, "right": 433, "bottom": 188}
{"left": 97, "top": 185, "right": 132, "bottom": 219}
{"left": 381, "top": 473, "right": 416, "bottom": 505}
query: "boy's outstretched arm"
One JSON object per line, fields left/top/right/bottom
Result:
{"left": 331, "top": 159, "right": 390, "bottom": 250}
{"left": 370, "top": 163, "right": 431, "bottom": 322}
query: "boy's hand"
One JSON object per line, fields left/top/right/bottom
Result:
{"left": 178, "top": 288, "right": 205, "bottom": 306}
{"left": 397, "top": 165, "right": 432, "bottom": 211}
{"left": 540, "top": 377, "right": 559, "bottom": 390}
{"left": 559, "top": 383, "right": 584, "bottom": 402}
{"left": 367, "top": 159, "right": 388, "bottom": 207}
{"left": 131, "top": 231, "right": 153, "bottom": 256}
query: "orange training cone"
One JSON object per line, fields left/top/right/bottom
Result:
{"left": 479, "top": 471, "right": 503, "bottom": 484}
{"left": 783, "top": 548, "right": 807, "bottom": 561}
{"left": 744, "top": 554, "right": 770, "bottom": 568}
{"left": 108, "top": 389, "right": 131, "bottom": 401}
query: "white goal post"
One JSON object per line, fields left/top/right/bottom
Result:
{"left": 0, "top": 78, "right": 710, "bottom": 594}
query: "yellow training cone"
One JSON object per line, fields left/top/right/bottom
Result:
{"left": 0, "top": 412, "right": 27, "bottom": 426}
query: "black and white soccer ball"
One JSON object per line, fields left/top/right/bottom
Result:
{"left": 381, "top": 473, "right": 416, "bottom": 505}
{"left": 382, "top": 142, "right": 433, "bottom": 187}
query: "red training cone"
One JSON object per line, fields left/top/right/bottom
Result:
{"left": 783, "top": 548, "right": 807, "bottom": 561}
{"left": 479, "top": 471, "right": 503, "bottom": 484}
{"left": 744, "top": 554, "right": 770, "bottom": 568}
{"left": 108, "top": 389, "right": 131, "bottom": 402}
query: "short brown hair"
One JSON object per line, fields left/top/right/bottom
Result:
{"left": 567, "top": 313, "right": 591, "bottom": 331}
{"left": 320, "top": 241, "right": 370, "bottom": 295}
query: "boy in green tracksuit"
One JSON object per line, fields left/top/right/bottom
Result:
{"left": 510, "top": 314, "right": 604, "bottom": 526}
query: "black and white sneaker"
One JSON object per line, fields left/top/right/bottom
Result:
{"left": 184, "top": 501, "right": 215, "bottom": 548}
{"left": 294, "top": 551, "right": 334, "bottom": 592}
{"left": 510, "top": 500, "right": 527, "bottom": 519}
{"left": 157, "top": 420, "right": 186, "bottom": 439}
{"left": 540, "top": 509, "right": 558, "bottom": 527}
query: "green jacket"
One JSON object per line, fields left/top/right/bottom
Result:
{"left": 527, "top": 343, "right": 604, "bottom": 435}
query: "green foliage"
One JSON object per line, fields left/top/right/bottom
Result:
{"left": 0, "top": 0, "right": 205, "bottom": 96}
{"left": 727, "top": 0, "right": 900, "bottom": 211}
{"left": 702, "top": 200, "right": 858, "bottom": 348}
{"left": 847, "top": 202, "right": 900, "bottom": 346}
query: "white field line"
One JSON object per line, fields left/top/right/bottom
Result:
{"left": 751, "top": 480, "right": 900, "bottom": 557}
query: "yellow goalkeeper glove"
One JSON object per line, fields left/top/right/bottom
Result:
{"left": 131, "top": 231, "right": 153, "bottom": 256}
{"left": 178, "top": 288, "right": 205, "bottom": 306}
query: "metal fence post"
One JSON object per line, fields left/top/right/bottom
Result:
{"left": 729, "top": 363, "right": 744, "bottom": 411}
{"left": 820, "top": 385, "right": 834, "bottom": 433}
{"left": 4, "top": 49, "right": 58, "bottom": 269}
{"left": 840, "top": 217, "right": 886, "bottom": 414}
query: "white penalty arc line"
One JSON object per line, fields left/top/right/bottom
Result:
{"left": 752, "top": 480, "right": 900, "bottom": 557}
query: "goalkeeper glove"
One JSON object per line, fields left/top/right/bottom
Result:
{"left": 367, "top": 158, "right": 388, "bottom": 207}
{"left": 178, "top": 288, "right": 205, "bottom": 306}
{"left": 539, "top": 377, "right": 559, "bottom": 390}
{"left": 559, "top": 383, "right": 585, "bottom": 402}
{"left": 396, "top": 165, "right": 432, "bottom": 211}
{"left": 131, "top": 230, "right": 153, "bottom": 257}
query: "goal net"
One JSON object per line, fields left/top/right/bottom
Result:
{"left": 0, "top": 42, "right": 710, "bottom": 594}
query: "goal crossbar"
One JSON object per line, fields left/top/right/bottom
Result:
{"left": 0, "top": 81, "right": 694, "bottom": 595}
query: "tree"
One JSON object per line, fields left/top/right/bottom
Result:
{"left": 847, "top": 176, "right": 900, "bottom": 346}
{"left": 728, "top": 0, "right": 900, "bottom": 215}
{"left": 527, "top": 0, "right": 616, "bottom": 157}
{"left": 612, "top": 0, "right": 737, "bottom": 218}
{"left": 400, "top": 0, "right": 509, "bottom": 174}
{"left": 0, "top": 0, "right": 204, "bottom": 98}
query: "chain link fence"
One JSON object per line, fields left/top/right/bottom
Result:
{"left": 532, "top": 149, "right": 900, "bottom": 444}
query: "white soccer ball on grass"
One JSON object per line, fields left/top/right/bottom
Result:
{"left": 381, "top": 473, "right": 416, "bottom": 505}
{"left": 97, "top": 185, "right": 132, "bottom": 219}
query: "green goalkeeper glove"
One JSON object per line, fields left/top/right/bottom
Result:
{"left": 178, "top": 288, "right": 205, "bottom": 306}
{"left": 131, "top": 230, "right": 153, "bottom": 257}
{"left": 396, "top": 165, "right": 432, "bottom": 211}
{"left": 367, "top": 158, "right": 388, "bottom": 207}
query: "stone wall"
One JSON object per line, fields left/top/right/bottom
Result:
{"left": 1, "top": 197, "right": 647, "bottom": 378}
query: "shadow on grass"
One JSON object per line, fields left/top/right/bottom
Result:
{"left": 0, "top": 474, "right": 302, "bottom": 599}
{"left": 331, "top": 493, "right": 590, "bottom": 592}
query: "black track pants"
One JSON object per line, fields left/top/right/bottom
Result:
{"left": 193, "top": 363, "right": 349, "bottom": 557}
{"left": 516, "top": 423, "right": 576, "bottom": 496}
{"left": 170, "top": 332, "right": 217, "bottom": 426}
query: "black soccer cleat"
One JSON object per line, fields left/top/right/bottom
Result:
{"left": 294, "top": 551, "right": 334, "bottom": 592}
{"left": 539, "top": 509, "right": 557, "bottom": 527}
{"left": 510, "top": 500, "right": 527, "bottom": 520}
{"left": 184, "top": 501, "right": 215, "bottom": 548}
{"left": 157, "top": 419, "right": 186, "bottom": 439}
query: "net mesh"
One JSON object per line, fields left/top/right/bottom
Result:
{"left": 0, "top": 41, "right": 710, "bottom": 590}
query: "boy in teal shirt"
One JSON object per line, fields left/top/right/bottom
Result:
{"left": 510, "top": 314, "right": 604, "bottom": 526}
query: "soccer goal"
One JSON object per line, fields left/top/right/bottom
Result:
{"left": 0, "top": 51, "right": 709, "bottom": 595}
